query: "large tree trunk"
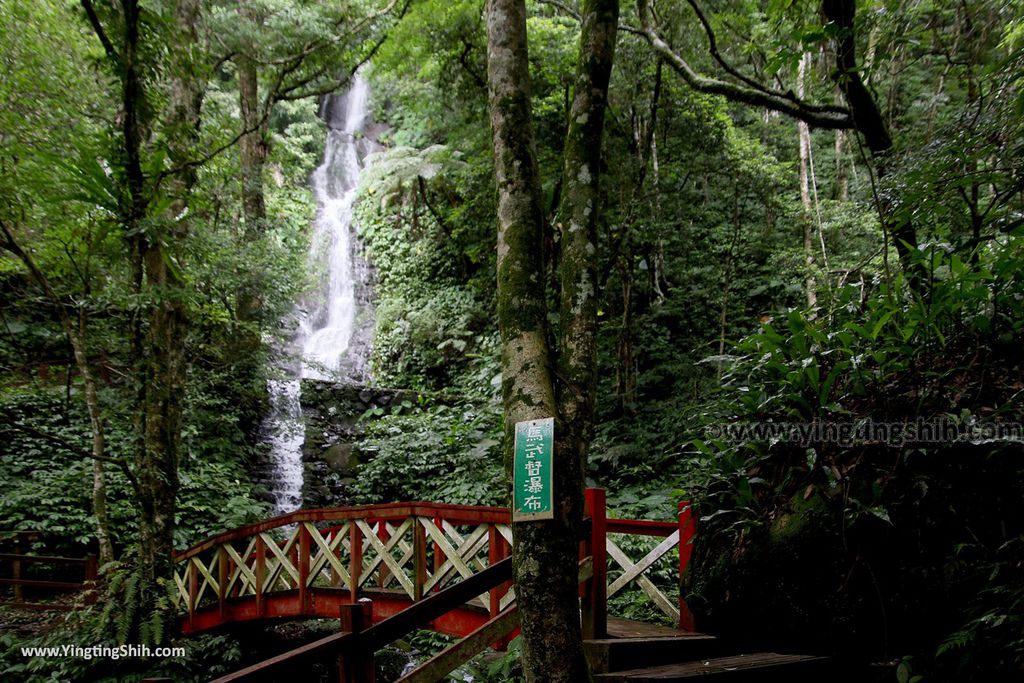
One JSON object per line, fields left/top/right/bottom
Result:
{"left": 238, "top": 60, "right": 266, "bottom": 231}
{"left": 485, "top": 2, "right": 570, "bottom": 680}
{"left": 236, "top": 0, "right": 268, "bottom": 327}
{"left": 134, "top": 0, "right": 202, "bottom": 617}
{"left": 486, "top": 0, "right": 618, "bottom": 678}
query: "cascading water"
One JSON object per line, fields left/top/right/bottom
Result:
{"left": 262, "top": 76, "right": 376, "bottom": 516}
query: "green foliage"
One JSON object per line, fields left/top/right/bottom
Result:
{"left": 351, "top": 403, "right": 503, "bottom": 506}
{"left": 459, "top": 636, "right": 524, "bottom": 682}
{"left": 355, "top": 138, "right": 500, "bottom": 392}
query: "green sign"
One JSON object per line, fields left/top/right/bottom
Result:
{"left": 512, "top": 417, "right": 554, "bottom": 521}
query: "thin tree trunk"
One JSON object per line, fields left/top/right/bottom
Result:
{"left": 717, "top": 198, "right": 743, "bottom": 378}
{"left": 556, "top": 0, "right": 619, "bottom": 479}
{"left": 798, "top": 53, "right": 817, "bottom": 311}
{"left": 616, "top": 251, "right": 637, "bottom": 414}
{"left": 834, "top": 127, "right": 848, "bottom": 201}
{"left": 0, "top": 223, "right": 114, "bottom": 566}
{"left": 238, "top": 59, "right": 266, "bottom": 232}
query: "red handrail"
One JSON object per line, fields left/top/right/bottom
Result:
{"left": 174, "top": 501, "right": 510, "bottom": 561}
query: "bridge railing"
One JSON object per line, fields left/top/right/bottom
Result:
{"left": 173, "top": 502, "right": 515, "bottom": 633}
{"left": 0, "top": 531, "right": 98, "bottom": 610}
{"left": 173, "top": 489, "right": 694, "bottom": 638}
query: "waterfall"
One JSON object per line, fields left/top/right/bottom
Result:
{"left": 262, "top": 75, "right": 375, "bottom": 516}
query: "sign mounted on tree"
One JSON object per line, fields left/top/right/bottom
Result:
{"left": 512, "top": 417, "right": 554, "bottom": 521}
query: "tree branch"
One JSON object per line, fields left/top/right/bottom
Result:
{"left": 536, "top": 0, "right": 643, "bottom": 35}
{"left": 80, "top": 0, "right": 121, "bottom": 69}
{"left": 821, "top": 0, "right": 892, "bottom": 151}
{"left": 684, "top": 0, "right": 844, "bottom": 111}
{"left": 273, "top": 0, "right": 410, "bottom": 103}
{"left": 636, "top": 0, "right": 853, "bottom": 129}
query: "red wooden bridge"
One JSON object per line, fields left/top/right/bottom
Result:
{"left": 173, "top": 488, "right": 692, "bottom": 636}
{"left": 3, "top": 490, "right": 842, "bottom": 680}
{"left": 174, "top": 490, "right": 842, "bottom": 682}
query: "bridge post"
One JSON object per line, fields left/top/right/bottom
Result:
{"left": 488, "top": 525, "right": 513, "bottom": 651}
{"left": 376, "top": 522, "right": 390, "bottom": 588}
{"left": 218, "top": 546, "right": 228, "bottom": 619}
{"left": 413, "top": 519, "right": 426, "bottom": 601}
{"left": 11, "top": 536, "right": 23, "bottom": 603}
{"left": 299, "top": 524, "right": 311, "bottom": 612}
{"left": 255, "top": 535, "right": 266, "bottom": 617}
{"left": 349, "top": 522, "right": 362, "bottom": 602}
{"left": 188, "top": 560, "right": 198, "bottom": 628}
{"left": 582, "top": 487, "right": 607, "bottom": 639}
{"left": 678, "top": 501, "right": 696, "bottom": 631}
{"left": 432, "top": 513, "right": 445, "bottom": 592}
{"left": 338, "top": 599, "right": 374, "bottom": 683}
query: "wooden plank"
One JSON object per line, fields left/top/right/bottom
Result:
{"left": 376, "top": 522, "right": 390, "bottom": 588}
{"left": 593, "top": 653, "right": 830, "bottom": 681}
{"left": 172, "top": 569, "right": 188, "bottom": 608}
{"left": 606, "top": 539, "right": 679, "bottom": 622}
{"left": 224, "top": 539, "right": 258, "bottom": 595}
{"left": 397, "top": 607, "right": 521, "bottom": 683}
{"left": 298, "top": 525, "right": 310, "bottom": 611}
{"left": 260, "top": 532, "right": 300, "bottom": 588}
{"left": 584, "top": 633, "right": 719, "bottom": 674}
{"left": 367, "top": 519, "right": 414, "bottom": 589}
{"left": 218, "top": 547, "right": 229, "bottom": 616}
{"left": 607, "top": 532, "right": 678, "bottom": 596}
{"left": 175, "top": 503, "right": 509, "bottom": 562}
{"left": 188, "top": 561, "right": 198, "bottom": 626}
{"left": 441, "top": 521, "right": 489, "bottom": 571}
{"left": 356, "top": 520, "right": 415, "bottom": 598}
{"left": 211, "top": 558, "right": 513, "bottom": 683}
{"left": 357, "top": 521, "right": 406, "bottom": 585}
{"left": 193, "top": 555, "right": 220, "bottom": 605}
{"left": 499, "top": 586, "right": 516, "bottom": 611}
{"left": 210, "top": 631, "right": 354, "bottom": 683}
{"left": 362, "top": 557, "right": 513, "bottom": 650}
{"left": 254, "top": 536, "right": 265, "bottom": 616}
{"left": 424, "top": 523, "right": 488, "bottom": 592}
{"left": 0, "top": 553, "right": 90, "bottom": 565}
{"left": 307, "top": 522, "right": 350, "bottom": 585}
{"left": 606, "top": 617, "right": 693, "bottom": 639}
{"left": 419, "top": 518, "right": 474, "bottom": 583}
{"left": 0, "top": 578, "right": 82, "bottom": 590}
{"left": 606, "top": 519, "right": 677, "bottom": 537}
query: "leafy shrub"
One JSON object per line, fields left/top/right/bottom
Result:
{"left": 350, "top": 403, "right": 503, "bottom": 506}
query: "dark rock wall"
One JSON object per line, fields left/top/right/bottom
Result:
{"left": 299, "top": 379, "right": 415, "bottom": 507}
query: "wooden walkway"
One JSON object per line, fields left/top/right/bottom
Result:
{"left": 589, "top": 617, "right": 844, "bottom": 681}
